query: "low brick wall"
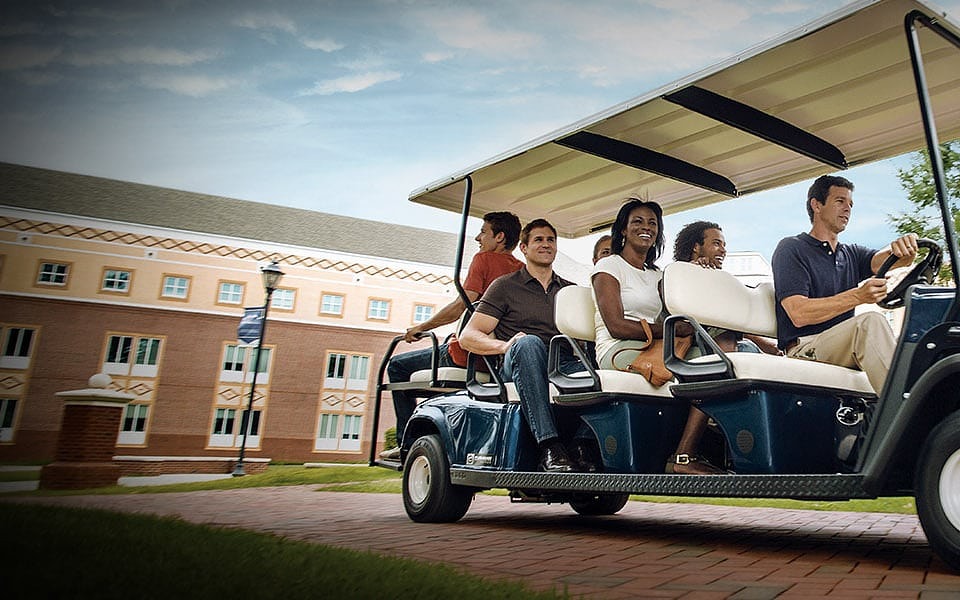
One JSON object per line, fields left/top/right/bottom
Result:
{"left": 114, "top": 456, "right": 271, "bottom": 476}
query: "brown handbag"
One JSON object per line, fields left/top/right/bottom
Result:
{"left": 625, "top": 320, "right": 692, "bottom": 387}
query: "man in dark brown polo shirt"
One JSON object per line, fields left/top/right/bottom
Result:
{"left": 459, "top": 218, "right": 585, "bottom": 472}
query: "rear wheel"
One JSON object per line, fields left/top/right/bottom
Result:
{"left": 569, "top": 493, "right": 630, "bottom": 516}
{"left": 402, "top": 434, "right": 473, "bottom": 523}
{"left": 915, "top": 411, "right": 960, "bottom": 571}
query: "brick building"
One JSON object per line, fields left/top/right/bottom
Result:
{"left": 0, "top": 162, "right": 597, "bottom": 469}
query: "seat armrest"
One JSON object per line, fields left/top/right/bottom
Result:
{"left": 465, "top": 352, "right": 508, "bottom": 403}
{"left": 663, "top": 314, "right": 734, "bottom": 382}
{"left": 548, "top": 334, "right": 600, "bottom": 393}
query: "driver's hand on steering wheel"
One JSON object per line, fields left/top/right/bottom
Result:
{"left": 889, "top": 233, "right": 919, "bottom": 263}
{"left": 857, "top": 277, "right": 888, "bottom": 304}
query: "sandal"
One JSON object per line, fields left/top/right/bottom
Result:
{"left": 665, "top": 453, "right": 724, "bottom": 475}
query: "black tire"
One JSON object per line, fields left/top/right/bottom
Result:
{"left": 402, "top": 434, "right": 473, "bottom": 523}
{"left": 915, "top": 411, "right": 960, "bottom": 571}
{"left": 569, "top": 493, "right": 630, "bottom": 516}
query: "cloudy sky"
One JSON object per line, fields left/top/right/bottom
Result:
{"left": 2, "top": 0, "right": 959, "bottom": 265}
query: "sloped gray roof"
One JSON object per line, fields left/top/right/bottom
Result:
{"left": 0, "top": 162, "right": 465, "bottom": 268}
{"left": 0, "top": 162, "right": 592, "bottom": 281}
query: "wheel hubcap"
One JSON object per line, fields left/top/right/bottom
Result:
{"left": 940, "top": 448, "right": 960, "bottom": 531}
{"left": 408, "top": 455, "right": 431, "bottom": 504}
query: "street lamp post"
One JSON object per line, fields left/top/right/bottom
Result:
{"left": 232, "top": 260, "right": 285, "bottom": 477}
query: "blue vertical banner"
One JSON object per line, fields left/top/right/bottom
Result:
{"left": 238, "top": 307, "right": 264, "bottom": 345}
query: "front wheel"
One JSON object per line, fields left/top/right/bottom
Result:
{"left": 569, "top": 493, "right": 630, "bottom": 516}
{"left": 915, "top": 411, "right": 960, "bottom": 571}
{"left": 402, "top": 434, "right": 473, "bottom": 523}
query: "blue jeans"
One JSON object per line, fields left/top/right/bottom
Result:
{"left": 501, "top": 335, "right": 583, "bottom": 444}
{"left": 386, "top": 344, "right": 456, "bottom": 443}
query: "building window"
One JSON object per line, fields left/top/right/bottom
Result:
{"left": 1, "top": 327, "right": 36, "bottom": 370}
{"left": 325, "top": 352, "right": 347, "bottom": 387}
{"left": 212, "top": 408, "right": 236, "bottom": 436}
{"left": 272, "top": 288, "right": 296, "bottom": 311}
{"left": 219, "top": 344, "right": 272, "bottom": 384}
{"left": 324, "top": 353, "right": 371, "bottom": 390}
{"left": 102, "top": 334, "right": 163, "bottom": 378}
{"left": 0, "top": 398, "right": 17, "bottom": 442}
{"left": 118, "top": 403, "right": 149, "bottom": 445}
{"left": 367, "top": 298, "right": 390, "bottom": 320}
{"left": 208, "top": 408, "right": 262, "bottom": 448}
{"left": 320, "top": 293, "right": 344, "bottom": 316}
{"left": 413, "top": 304, "right": 434, "bottom": 324}
{"left": 316, "top": 351, "right": 371, "bottom": 453}
{"left": 341, "top": 414, "right": 362, "bottom": 449}
{"left": 239, "top": 409, "right": 261, "bottom": 438}
{"left": 161, "top": 275, "right": 191, "bottom": 300}
{"left": 217, "top": 281, "right": 245, "bottom": 305}
{"left": 36, "top": 261, "right": 70, "bottom": 287}
{"left": 315, "top": 413, "right": 340, "bottom": 450}
{"left": 105, "top": 335, "right": 133, "bottom": 366}
{"left": 347, "top": 355, "right": 369, "bottom": 390}
{"left": 101, "top": 268, "right": 132, "bottom": 293}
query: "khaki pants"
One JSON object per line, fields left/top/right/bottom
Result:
{"left": 787, "top": 312, "right": 895, "bottom": 394}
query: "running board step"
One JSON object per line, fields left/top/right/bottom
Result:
{"left": 450, "top": 469, "right": 870, "bottom": 499}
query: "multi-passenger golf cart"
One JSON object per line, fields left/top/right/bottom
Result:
{"left": 370, "top": 0, "right": 960, "bottom": 570}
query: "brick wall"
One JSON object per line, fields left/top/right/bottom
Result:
{"left": 1, "top": 295, "right": 398, "bottom": 465}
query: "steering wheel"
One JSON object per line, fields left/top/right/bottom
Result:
{"left": 875, "top": 238, "right": 942, "bottom": 309}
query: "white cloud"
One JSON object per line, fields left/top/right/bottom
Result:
{"left": 232, "top": 12, "right": 297, "bottom": 34}
{"left": 419, "top": 8, "right": 540, "bottom": 55}
{"left": 337, "top": 56, "right": 386, "bottom": 70}
{"left": 140, "top": 73, "right": 236, "bottom": 97}
{"left": 66, "top": 46, "right": 219, "bottom": 67}
{"left": 299, "top": 71, "right": 402, "bottom": 96}
{"left": 301, "top": 37, "right": 344, "bottom": 52}
{"left": 0, "top": 44, "right": 61, "bottom": 71}
{"left": 422, "top": 51, "right": 454, "bottom": 63}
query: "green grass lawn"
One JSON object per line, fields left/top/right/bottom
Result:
{"left": 1, "top": 503, "right": 566, "bottom": 600}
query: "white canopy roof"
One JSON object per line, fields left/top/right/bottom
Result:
{"left": 410, "top": 0, "right": 960, "bottom": 238}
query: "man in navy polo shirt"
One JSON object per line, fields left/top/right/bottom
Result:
{"left": 772, "top": 174, "right": 918, "bottom": 394}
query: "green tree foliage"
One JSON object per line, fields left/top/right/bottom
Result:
{"left": 890, "top": 140, "right": 960, "bottom": 282}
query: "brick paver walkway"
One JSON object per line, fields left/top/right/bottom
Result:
{"left": 11, "top": 487, "right": 960, "bottom": 598}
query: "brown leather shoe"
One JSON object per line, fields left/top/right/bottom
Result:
{"left": 539, "top": 441, "right": 575, "bottom": 472}
{"left": 665, "top": 453, "right": 724, "bottom": 474}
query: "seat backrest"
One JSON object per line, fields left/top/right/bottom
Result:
{"left": 554, "top": 285, "right": 596, "bottom": 342}
{"left": 662, "top": 261, "right": 777, "bottom": 338}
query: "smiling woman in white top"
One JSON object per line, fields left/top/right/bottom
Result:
{"left": 591, "top": 198, "right": 724, "bottom": 475}
{"left": 591, "top": 198, "right": 665, "bottom": 370}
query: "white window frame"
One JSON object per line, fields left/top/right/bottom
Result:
{"left": 103, "top": 335, "right": 133, "bottom": 376}
{"left": 340, "top": 414, "right": 362, "bottom": 451}
{"left": 102, "top": 269, "right": 131, "bottom": 293}
{"left": 272, "top": 288, "right": 296, "bottom": 311}
{"left": 324, "top": 352, "right": 347, "bottom": 388}
{"left": 209, "top": 407, "right": 237, "bottom": 447}
{"left": 1, "top": 327, "right": 35, "bottom": 370}
{"left": 218, "top": 282, "right": 244, "bottom": 305}
{"left": 315, "top": 413, "right": 340, "bottom": 450}
{"left": 320, "top": 294, "right": 344, "bottom": 316}
{"left": 367, "top": 299, "right": 390, "bottom": 320}
{"left": 218, "top": 344, "right": 271, "bottom": 384}
{"left": 413, "top": 304, "right": 434, "bottom": 324}
{"left": 118, "top": 403, "right": 149, "bottom": 445}
{"left": 37, "top": 261, "right": 69, "bottom": 286}
{"left": 347, "top": 355, "right": 370, "bottom": 390}
{"left": 0, "top": 398, "right": 17, "bottom": 442}
{"left": 161, "top": 276, "right": 190, "bottom": 299}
